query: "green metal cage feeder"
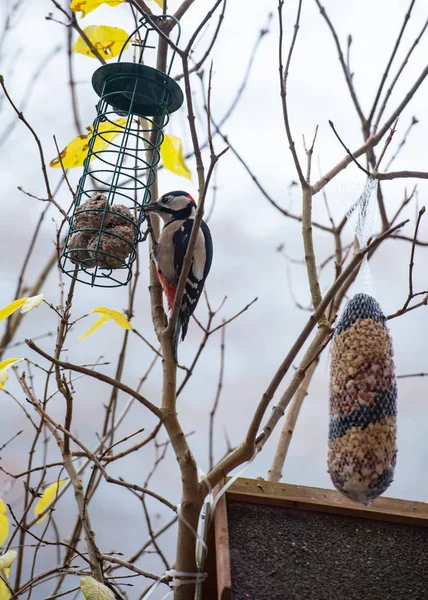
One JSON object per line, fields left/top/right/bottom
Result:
{"left": 60, "top": 16, "right": 183, "bottom": 287}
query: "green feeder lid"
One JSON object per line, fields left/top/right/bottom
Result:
{"left": 92, "top": 63, "right": 184, "bottom": 117}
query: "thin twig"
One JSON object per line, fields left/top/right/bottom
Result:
{"left": 374, "top": 12, "right": 428, "bottom": 129}
{"left": 25, "top": 339, "right": 161, "bottom": 417}
{"left": 397, "top": 372, "right": 428, "bottom": 379}
{"left": 314, "top": 0, "right": 366, "bottom": 124}
{"left": 0, "top": 78, "right": 54, "bottom": 205}
{"left": 328, "top": 120, "right": 370, "bottom": 176}
{"left": 209, "top": 325, "right": 226, "bottom": 471}
{"left": 278, "top": 0, "right": 306, "bottom": 186}
{"left": 385, "top": 116, "right": 419, "bottom": 171}
{"left": 312, "top": 64, "right": 428, "bottom": 195}
{"left": 368, "top": 0, "right": 416, "bottom": 124}
{"left": 50, "top": 1, "right": 107, "bottom": 64}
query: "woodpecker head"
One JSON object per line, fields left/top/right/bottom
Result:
{"left": 144, "top": 191, "right": 196, "bottom": 223}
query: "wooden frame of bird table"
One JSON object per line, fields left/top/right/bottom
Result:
{"left": 203, "top": 478, "right": 428, "bottom": 600}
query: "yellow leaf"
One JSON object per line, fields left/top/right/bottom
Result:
{"left": 0, "top": 298, "right": 28, "bottom": 321}
{"left": 0, "top": 358, "right": 23, "bottom": 371}
{"left": 70, "top": 0, "right": 124, "bottom": 18}
{"left": 50, "top": 118, "right": 127, "bottom": 169}
{"left": 0, "top": 500, "right": 8, "bottom": 546}
{"left": 0, "top": 359, "right": 24, "bottom": 391}
{"left": 20, "top": 294, "right": 44, "bottom": 314}
{"left": 34, "top": 480, "right": 66, "bottom": 524}
{"left": 150, "top": 0, "right": 165, "bottom": 7}
{"left": 160, "top": 134, "right": 191, "bottom": 179}
{"left": 77, "top": 315, "right": 109, "bottom": 342}
{"left": 0, "top": 577, "right": 11, "bottom": 600}
{"left": 78, "top": 307, "right": 132, "bottom": 341}
{"left": 74, "top": 25, "right": 130, "bottom": 59}
{"left": 92, "top": 307, "right": 132, "bottom": 329}
{"left": 80, "top": 576, "right": 115, "bottom": 599}
{"left": 0, "top": 552, "right": 16, "bottom": 571}
{"left": 0, "top": 371, "right": 7, "bottom": 391}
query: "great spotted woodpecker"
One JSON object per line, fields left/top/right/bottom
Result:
{"left": 144, "top": 191, "right": 213, "bottom": 362}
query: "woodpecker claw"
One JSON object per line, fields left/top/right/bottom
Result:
{"left": 141, "top": 221, "right": 153, "bottom": 242}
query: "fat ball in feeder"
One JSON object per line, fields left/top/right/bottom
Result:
{"left": 68, "top": 193, "right": 136, "bottom": 269}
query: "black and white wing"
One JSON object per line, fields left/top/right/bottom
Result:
{"left": 172, "top": 218, "right": 213, "bottom": 341}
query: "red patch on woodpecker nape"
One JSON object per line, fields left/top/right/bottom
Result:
{"left": 157, "top": 270, "right": 176, "bottom": 311}
{"left": 181, "top": 192, "right": 196, "bottom": 207}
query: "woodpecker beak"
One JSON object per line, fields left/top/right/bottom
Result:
{"left": 143, "top": 202, "right": 159, "bottom": 213}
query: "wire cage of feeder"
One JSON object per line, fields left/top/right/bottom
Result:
{"left": 59, "top": 16, "right": 183, "bottom": 287}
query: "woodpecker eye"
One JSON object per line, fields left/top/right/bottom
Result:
{"left": 161, "top": 195, "right": 173, "bottom": 204}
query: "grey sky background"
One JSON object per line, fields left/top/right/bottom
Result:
{"left": 1, "top": 0, "right": 428, "bottom": 597}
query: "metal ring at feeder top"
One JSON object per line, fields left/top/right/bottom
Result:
{"left": 92, "top": 63, "right": 184, "bottom": 118}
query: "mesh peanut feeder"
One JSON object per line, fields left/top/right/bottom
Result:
{"left": 60, "top": 16, "right": 183, "bottom": 287}
{"left": 328, "top": 293, "right": 397, "bottom": 505}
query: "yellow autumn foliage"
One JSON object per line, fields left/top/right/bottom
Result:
{"left": 0, "top": 500, "right": 8, "bottom": 546}
{"left": 0, "top": 298, "right": 27, "bottom": 321}
{"left": 0, "top": 295, "right": 44, "bottom": 320}
{"left": 0, "top": 578, "right": 11, "bottom": 600}
{"left": 80, "top": 576, "right": 115, "bottom": 599}
{"left": 34, "top": 480, "right": 66, "bottom": 523}
{"left": 161, "top": 134, "right": 191, "bottom": 179}
{"left": 20, "top": 294, "right": 44, "bottom": 313}
{"left": 50, "top": 118, "right": 127, "bottom": 169}
{"left": 78, "top": 307, "right": 132, "bottom": 341}
{"left": 74, "top": 25, "right": 130, "bottom": 59}
{"left": 77, "top": 315, "right": 109, "bottom": 341}
{"left": 71, "top": 0, "right": 124, "bottom": 18}
{"left": 0, "top": 552, "right": 17, "bottom": 571}
{"left": 0, "top": 359, "right": 24, "bottom": 391}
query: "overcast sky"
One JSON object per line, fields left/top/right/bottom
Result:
{"left": 1, "top": 0, "right": 428, "bottom": 597}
